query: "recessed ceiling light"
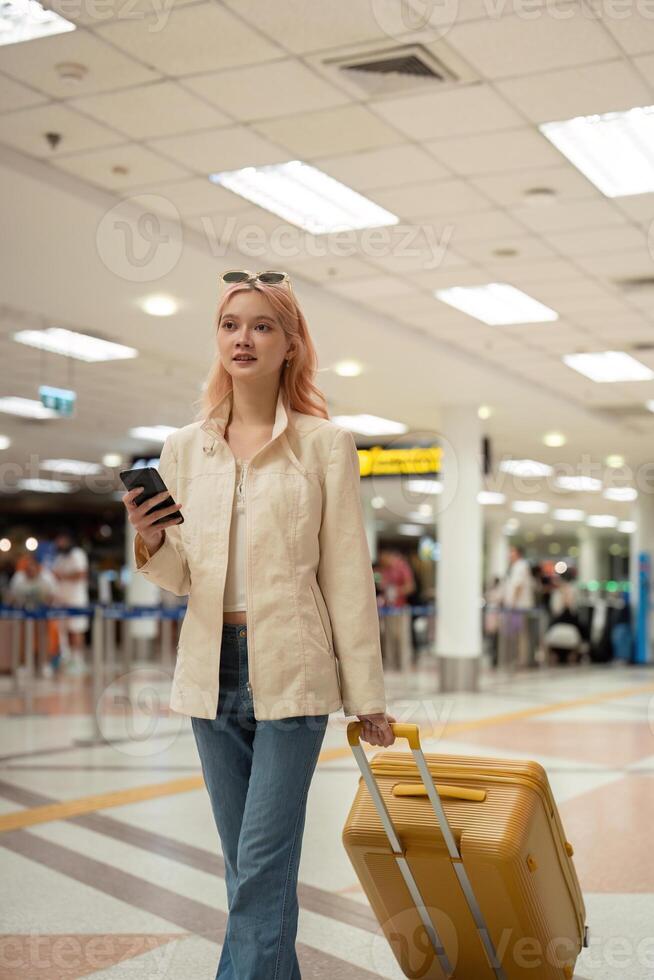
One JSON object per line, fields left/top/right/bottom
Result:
{"left": 0, "top": 435, "right": 10, "bottom": 450}
{"left": 140, "top": 295, "right": 179, "bottom": 317}
{"left": 540, "top": 104, "right": 654, "bottom": 197}
{"left": 334, "top": 360, "right": 363, "bottom": 377}
{"left": 41, "top": 459, "right": 103, "bottom": 476}
{"left": 478, "top": 405, "right": 492, "bottom": 420}
{"left": 646, "top": 400, "right": 654, "bottom": 413}
{"left": 563, "top": 350, "right": 654, "bottom": 383}
{"left": 587, "top": 514, "right": 618, "bottom": 528}
{"left": 499, "top": 458, "right": 553, "bottom": 477}
{"left": 603, "top": 487, "right": 637, "bottom": 502}
{"left": 555, "top": 475, "right": 602, "bottom": 492}
{"left": 371, "top": 496, "right": 385, "bottom": 509}
{"left": 129, "top": 425, "right": 178, "bottom": 443}
{"left": 553, "top": 508, "right": 585, "bottom": 521}
{"left": 0, "top": 397, "right": 58, "bottom": 419}
{"left": 543, "top": 431, "right": 566, "bottom": 447}
{"left": 618, "top": 520, "right": 636, "bottom": 533}
{"left": 25, "top": 537, "right": 38, "bottom": 550}
{"left": 0, "top": 0, "right": 75, "bottom": 46}
{"left": 605, "top": 454, "right": 625, "bottom": 468}
{"left": 0, "top": 538, "right": 10, "bottom": 552}
{"left": 102, "top": 453, "right": 124, "bottom": 467}
{"left": 331, "top": 414, "right": 407, "bottom": 435}
{"left": 13, "top": 327, "right": 138, "bottom": 362}
{"left": 18, "top": 478, "right": 75, "bottom": 493}
{"left": 478, "top": 491, "right": 506, "bottom": 505}
{"left": 209, "top": 160, "right": 399, "bottom": 235}
{"left": 435, "top": 283, "right": 558, "bottom": 325}
{"left": 512, "top": 500, "right": 549, "bottom": 514}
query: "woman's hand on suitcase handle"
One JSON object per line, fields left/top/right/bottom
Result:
{"left": 356, "top": 713, "right": 397, "bottom": 747}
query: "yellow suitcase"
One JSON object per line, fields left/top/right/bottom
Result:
{"left": 343, "top": 723, "right": 588, "bottom": 980}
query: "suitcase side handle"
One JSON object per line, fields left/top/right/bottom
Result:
{"left": 347, "top": 721, "right": 508, "bottom": 980}
{"left": 393, "top": 783, "right": 487, "bottom": 802}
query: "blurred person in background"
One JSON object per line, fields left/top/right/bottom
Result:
{"left": 378, "top": 547, "right": 415, "bottom": 672}
{"left": 501, "top": 544, "right": 534, "bottom": 669}
{"left": 483, "top": 575, "right": 503, "bottom": 668}
{"left": 8, "top": 554, "right": 58, "bottom": 677}
{"left": 51, "top": 528, "right": 90, "bottom": 674}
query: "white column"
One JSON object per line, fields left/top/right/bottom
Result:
{"left": 578, "top": 527, "right": 600, "bottom": 585}
{"left": 436, "top": 406, "right": 483, "bottom": 691}
{"left": 125, "top": 517, "right": 159, "bottom": 641}
{"left": 362, "top": 496, "right": 378, "bottom": 565}
{"left": 630, "top": 494, "right": 654, "bottom": 617}
{"left": 487, "top": 520, "right": 509, "bottom": 584}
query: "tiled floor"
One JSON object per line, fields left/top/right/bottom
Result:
{"left": 1, "top": 658, "right": 653, "bottom": 979}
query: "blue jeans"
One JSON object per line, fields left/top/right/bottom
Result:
{"left": 191, "top": 622, "right": 329, "bottom": 980}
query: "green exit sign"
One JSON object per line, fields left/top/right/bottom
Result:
{"left": 39, "top": 385, "right": 76, "bottom": 417}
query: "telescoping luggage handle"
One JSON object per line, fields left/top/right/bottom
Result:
{"left": 347, "top": 721, "right": 508, "bottom": 980}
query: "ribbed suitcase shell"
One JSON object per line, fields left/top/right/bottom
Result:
{"left": 343, "top": 749, "right": 586, "bottom": 980}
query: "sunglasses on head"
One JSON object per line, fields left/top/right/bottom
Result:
{"left": 220, "top": 270, "right": 290, "bottom": 286}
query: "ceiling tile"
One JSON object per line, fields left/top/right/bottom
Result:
{"left": 46, "top": 0, "right": 199, "bottom": 25}
{"left": 455, "top": 235, "right": 556, "bottom": 263}
{"left": 0, "top": 74, "right": 46, "bottom": 114}
{"left": 325, "top": 275, "right": 418, "bottom": 300}
{"left": 0, "top": 30, "right": 160, "bottom": 97}
{"left": 613, "top": 192, "right": 654, "bottom": 224}
{"left": 374, "top": 84, "right": 523, "bottom": 140}
{"left": 314, "top": 144, "right": 450, "bottom": 191}
{"left": 182, "top": 59, "right": 349, "bottom": 121}
{"left": 148, "top": 125, "right": 290, "bottom": 176}
{"left": 372, "top": 178, "right": 490, "bottom": 218}
{"left": 96, "top": 3, "right": 283, "bottom": 77}
{"left": 574, "top": 248, "right": 654, "bottom": 281}
{"left": 445, "top": 5, "right": 618, "bottom": 80}
{"left": 220, "top": 0, "right": 435, "bottom": 54}
{"left": 0, "top": 102, "right": 120, "bottom": 157}
{"left": 118, "top": 177, "right": 250, "bottom": 217}
{"left": 483, "top": 257, "right": 584, "bottom": 284}
{"left": 511, "top": 199, "right": 628, "bottom": 233}
{"left": 51, "top": 143, "right": 190, "bottom": 188}
{"left": 542, "top": 225, "right": 649, "bottom": 256}
{"left": 496, "top": 60, "right": 652, "bottom": 122}
{"left": 469, "top": 165, "right": 599, "bottom": 208}
{"left": 602, "top": 9, "right": 654, "bottom": 55}
{"left": 423, "top": 209, "right": 530, "bottom": 243}
{"left": 70, "top": 81, "right": 230, "bottom": 140}
{"left": 282, "top": 254, "right": 377, "bottom": 282}
{"left": 253, "top": 104, "right": 401, "bottom": 157}
{"left": 425, "top": 126, "right": 562, "bottom": 175}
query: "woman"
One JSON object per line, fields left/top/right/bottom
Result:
{"left": 123, "top": 270, "right": 396, "bottom": 979}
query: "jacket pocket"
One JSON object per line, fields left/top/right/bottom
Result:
{"left": 309, "top": 580, "right": 334, "bottom": 657}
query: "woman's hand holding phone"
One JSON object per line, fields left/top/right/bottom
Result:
{"left": 122, "top": 487, "right": 184, "bottom": 557}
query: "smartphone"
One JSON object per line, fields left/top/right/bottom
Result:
{"left": 119, "top": 466, "right": 184, "bottom": 526}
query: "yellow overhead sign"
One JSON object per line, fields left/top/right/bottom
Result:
{"left": 357, "top": 445, "right": 442, "bottom": 477}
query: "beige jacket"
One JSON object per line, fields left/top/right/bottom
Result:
{"left": 134, "top": 387, "right": 388, "bottom": 721}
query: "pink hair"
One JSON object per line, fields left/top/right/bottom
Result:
{"left": 195, "top": 280, "right": 330, "bottom": 423}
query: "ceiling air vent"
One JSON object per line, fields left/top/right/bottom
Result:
{"left": 323, "top": 44, "right": 460, "bottom": 96}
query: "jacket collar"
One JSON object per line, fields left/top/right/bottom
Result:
{"left": 200, "top": 386, "right": 290, "bottom": 455}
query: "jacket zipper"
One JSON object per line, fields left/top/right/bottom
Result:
{"left": 237, "top": 459, "right": 254, "bottom": 703}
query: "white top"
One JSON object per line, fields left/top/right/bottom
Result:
{"left": 51, "top": 546, "right": 89, "bottom": 607}
{"left": 223, "top": 458, "right": 248, "bottom": 612}
{"left": 502, "top": 557, "right": 534, "bottom": 610}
